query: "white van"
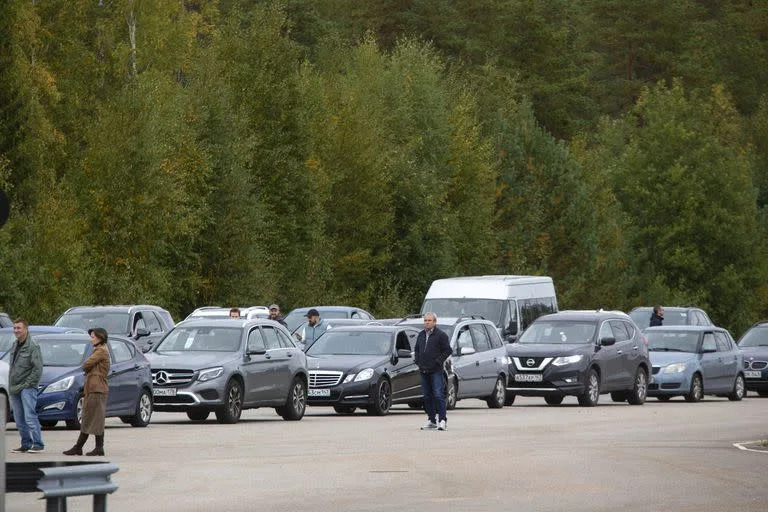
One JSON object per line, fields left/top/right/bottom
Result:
{"left": 420, "top": 275, "right": 558, "bottom": 342}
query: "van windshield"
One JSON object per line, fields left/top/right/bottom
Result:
{"left": 421, "top": 299, "right": 504, "bottom": 327}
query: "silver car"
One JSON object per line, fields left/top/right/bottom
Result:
{"left": 145, "top": 319, "right": 308, "bottom": 423}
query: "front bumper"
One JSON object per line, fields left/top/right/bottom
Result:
{"left": 307, "top": 380, "right": 375, "bottom": 407}
{"left": 647, "top": 367, "right": 689, "bottom": 396}
{"left": 152, "top": 381, "right": 226, "bottom": 412}
{"left": 35, "top": 390, "right": 78, "bottom": 421}
{"left": 505, "top": 363, "right": 588, "bottom": 396}
{"left": 744, "top": 367, "right": 768, "bottom": 391}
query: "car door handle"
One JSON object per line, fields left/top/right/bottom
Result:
{"left": 287, "top": 352, "right": 293, "bottom": 358}
{"left": 617, "top": 350, "right": 623, "bottom": 355}
{"left": 475, "top": 361, "right": 480, "bottom": 366}
{"left": 265, "top": 354, "right": 272, "bottom": 359}
{"left": 632, "top": 346, "right": 639, "bottom": 351}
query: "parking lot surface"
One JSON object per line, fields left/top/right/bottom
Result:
{"left": 5, "top": 396, "right": 768, "bottom": 511}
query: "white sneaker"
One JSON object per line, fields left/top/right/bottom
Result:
{"left": 437, "top": 420, "right": 447, "bottom": 431}
{"left": 420, "top": 421, "right": 437, "bottom": 430}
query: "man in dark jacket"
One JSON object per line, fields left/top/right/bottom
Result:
{"left": 649, "top": 305, "right": 664, "bottom": 327}
{"left": 268, "top": 304, "right": 288, "bottom": 328}
{"left": 414, "top": 313, "right": 452, "bottom": 431}
{"left": 9, "top": 317, "right": 44, "bottom": 452}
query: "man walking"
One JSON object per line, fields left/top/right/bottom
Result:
{"left": 268, "top": 304, "right": 288, "bottom": 327}
{"left": 9, "top": 318, "right": 44, "bottom": 452}
{"left": 414, "top": 313, "right": 452, "bottom": 431}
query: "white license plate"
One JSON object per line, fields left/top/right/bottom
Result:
{"left": 745, "top": 370, "right": 762, "bottom": 379}
{"left": 514, "top": 373, "right": 543, "bottom": 382}
{"left": 152, "top": 387, "right": 177, "bottom": 397}
{"left": 308, "top": 388, "right": 331, "bottom": 397}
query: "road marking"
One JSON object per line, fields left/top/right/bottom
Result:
{"left": 733, "top": 441, "right": 768, "bottom": 453}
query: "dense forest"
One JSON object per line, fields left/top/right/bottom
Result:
{"left": 1, "top": 0, "right": 767, "bottom": 336}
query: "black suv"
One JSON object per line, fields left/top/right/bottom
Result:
{"left": 55, "top": 305, "right": 175, "bottom": 351}
{"left": 506, "top": 310, "right": 650, "bottom": 406}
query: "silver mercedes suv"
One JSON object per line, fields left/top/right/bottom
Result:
{"left": 145, "top": 318, "right": 308, "bottom": 423}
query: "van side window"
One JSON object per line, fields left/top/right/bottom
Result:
{"left": 519, "top": 297, "right": 557, "bottom": 331}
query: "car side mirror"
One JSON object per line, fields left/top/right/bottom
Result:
{"left": 506, "top": 322, "right": 518, "bottom": 336}
{"left": 396, "top": 349, "right": 412, "bottom": 359}
{"left": 135, "top": 328, "right": 150, "bottom": 338}
{"left": 600, "top": 337, "right": 616, "bottom": 346}
{"left": 141, "top": 344, "right": 152, "bottom": 353}
{"left": 458, "top": 347, "right": 476, "bottom": 356}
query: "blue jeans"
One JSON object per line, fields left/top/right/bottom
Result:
{"left": 10, "top": 388, "right": 44, "bottom": 449}
{"left": 420, "top": 371, "right": 447, "bottom": 423}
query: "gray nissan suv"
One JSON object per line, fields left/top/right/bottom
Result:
{"left": 145, "top": 318, "right": 308, "bottom": 423}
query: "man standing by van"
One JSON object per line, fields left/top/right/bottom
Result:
{"left": 414, "top": 313, "right": 452, "bottom": 431}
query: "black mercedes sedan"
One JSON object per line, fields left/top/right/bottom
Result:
{"left": 305, "top": 325, "right": 424, "bottom": 415}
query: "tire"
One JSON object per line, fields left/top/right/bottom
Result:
{"left": 504, "top": 393, "right": 516, "bottom": 406}
{"left": 120, "top": 417, "right": 131, "bottom": 424}
{"left": 40, "top": 420, "right": 58, "bottom": 429}
{"left": 280, "top": 378, "right": 307, "bottom": 421}
{"left": 333, "top": 405, "right": 356, "bottom": 414}
{"left": 656, "top": 395, "right": 672, "bottom": 402}
{"left": 366, "top": 378, "right": 392, "bottom": 416}
{"left": 577, "top": 369, "right": 600, "bottom": 407}
{"left": 544, "top": 395, "right": 564, "bottom": 406}
{"left": 610, "top": 392, "right": 627, "bottom": 403}
{"left": 728, "top": 374, "right": 745, "bottom": 401}
{"left": 65, "top": 394, "right": 84, "bottom": 430}
{"left": 186, "top": 410, "right": 210, "bottom": 421}
{"left": 684, "top": 374, "right": 703, "bottom": 402}
{"left": 215, "top": 379, "right": 243, "bottom": 424}
{"left": 446, "top": 378, "right": 457, "bottom": 410}
{"left": 407, "top": 401, "right": 423, "bottom": 410}
{"left": 129, "top": 389, "right": 153, "bottom": 427}
{"left": 627, "top": 368, "right": 648, "bottom": 405}
{"left": 486, "top": 376, "right": 506, "bottom": 409}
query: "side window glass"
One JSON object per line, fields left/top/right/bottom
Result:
{"left": 701, "top": 311, "right": 713, "bottom": 326}
{"left": 247, "top": 329, "right": 266, "bottom": 352}
{"left": 145, "top": 312, "right": 163, "bottom": 332}
{"left": 689, "top": 313, "right": 700, "bottom": 326}
{"left": 276, "top": 329, "right": 296, "bottom": 349}
{"left": 484, "top": 324, "right": 503, "bottom": 348}
{"left": 407, "top": 332, "right": 417, "bottom": 350}
{"left": 457, "top": 327, "right": 473, "bottom": 351}
{"left": 598, "top": 322, "right": 613, "bottom": 340}
{"left": 351, "top": 311, "right": 360, "bottom": 318}
{"left": 508, "top": 300, "right": 518, "bottom": 332}
{"left": 133, "top": 314, "right": 146, "bottom": 332}
{"left": 109, "top": 340, "right": 132, "bottom": 363}
{"left": 714, "top": 332, "right": 730, "bottom": 352}
{"left": 470, "top": 324, "right": 491, "bottom": 352}
{"left": 609, "top": 321, "right": 630, "bottom": 342}
{"left": 702, "top": 333, "right": 716, "bottom": 352}
{"left": 622, "top": 321, "right": 636, "bottom": 340}
{"left": 262, "top": 327, "right": 281, "bottom": 350}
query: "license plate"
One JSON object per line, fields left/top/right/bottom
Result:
{"left": 308, "top": 388, "right": 331, "bottom": 397}
{"left": 152, "top": 387, "right": 177, "bottom": 397}
{"left": 514, "top": 373, "right": 543, "bottom": 382}
{"left": 745, "top": 370, "right": 762, "bottom": 379}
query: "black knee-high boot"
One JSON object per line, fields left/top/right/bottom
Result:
{"left": 63, "top": 433, "right": 89, "bottom": 455}
{"left": 86, "top": 434, "right": 104, "bottom": 456}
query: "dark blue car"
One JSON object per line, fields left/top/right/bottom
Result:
{"left": 3, "top": 332, "right": 153, "bottom": 429}
{"left": 737, "top": 321, "right": 768, "bottom": 397}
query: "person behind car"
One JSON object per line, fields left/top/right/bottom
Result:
{"left": 650, "top": 305, "right": 664, "bottom": 327}
{"left": 304, "top": 309, "right": 327, "bottom": 345}
{"left": 63, "top": 327, "right": 111, "bottom": 456}
{"left": 229, "top": 308, "right": 241, "bottom": 319}
{"left": 268, "top": 304, "right": 288, "bottom": 327}
{"left": 9, "top": 317, "right": 44, "bottom": 453}
{"left": 414, "top": 313, "right": 452, "bottom": 431}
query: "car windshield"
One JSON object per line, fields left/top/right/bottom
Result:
{"left": 38, "top": 339, "right": 89, "bottom": 366}
{"left": 421, "top": 299, "right": 504, "bottom": 327}
{"left": 518, "top": 321, "right": 596, "bottom": 344}
{"left": 156, "top": 327, "right": 242, "bottom": 352}
{"left": 285, "top": 310, "right": 351, "bottom": 332}
{"left": 56, "top": 312, "right": 130, "bottom": 335}
{"left": 645, "top": 331, "right": 700, "bottom": 352}
{"left": 630, "top": 309, "right": 689, "bottom": 329}
{"left": 739, "top": 327, "right": 768, "bottom": 347}
{"left": 306, "top": 331, "right": 392, "bottom": 356}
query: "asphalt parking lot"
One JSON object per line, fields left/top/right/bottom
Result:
{"left": 5, "top": 395, "right": 768, "bottom": 512}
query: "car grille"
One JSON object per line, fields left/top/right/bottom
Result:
{"left": 652, "top": 366, "right": 660, "bottom": 375}
{"left": 745, "top": 361, "right": 767, "bottom": 370}
{"left": 152, "top": 369, "right": 195, "bottom": 386}
{"left": 309, "top": 371, "right": 343, "bottom": 388}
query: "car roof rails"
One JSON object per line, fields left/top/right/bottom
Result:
{"left": 455, "top": 315, "right": 486, "bottom": 323}
{"left": 395, "top": 314, "right": 424, "bottom": 325}
{"left": 365, "top": 321, "right": 385, "bottom": 326}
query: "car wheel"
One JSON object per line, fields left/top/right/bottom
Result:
{"left": 446, "top": 378, "right": 457, "bottom": 410}
{"left": 129, "top": 389, "right": 153, "bottom": 427}
{"left": 627, "top": 368, "right": 648, "bottom": 405}
{"left": 486, "top": 376, "right": 506, "bottom": 409}
{"left": 610, "top": 391, "right": 627, "bottom": 403}
{"left": 40, "top": 420, "right": 58, "bottom": 429}
{"left": 215, "top": 379, "right": 243, "bottom": 424}
{"left": 280, "top": 377, "right": 307, "bottom": 421}
{"left": 656, "top": 395, "right": 672, "bottom": 402}
{"left": 728, "top": 374, "right": 745, "bottom": 401}
{"left": 333, "top": 405, "right": 356, "bottom": 414}
{"left": 577, "top": 369, "right": 600, "bottom": 407}
{"left": 65, "top": 394, "right": 84, "bottom": 430}
{"left": 186, "top": 410, "right": 210, "bottom": 421}
{"left": 684, "top": 374, "right": 703, "bottom": 402}
{"left": 504, "top": 393, "right": 516, "bottom": 406}
{"left": 544, "top": 395, "right": 564, "bottom": 406}
{"left": 367, "top": 378, "right": 392, "bottom": 416}
{"left": 407, "top": 401, "right": 423, "bottom": 410}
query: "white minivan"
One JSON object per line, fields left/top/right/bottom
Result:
{"left": 420, "top": 275, "right": 558, "bottom": 342}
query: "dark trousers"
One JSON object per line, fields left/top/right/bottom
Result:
{"left": 420, "top": 371, "right": 446, "bottom": 423}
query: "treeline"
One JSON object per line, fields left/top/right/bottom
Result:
{"left": 1, "top": 1, "right": 767, "bottom": 336}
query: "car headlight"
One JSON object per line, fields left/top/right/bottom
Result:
{"left": 43, "top": 376, "right": 74, "bottom": 394}
{"left": 198, "top": 367, "right": 224, "bottom": 382}
{"left": 354, "top": 368, "right": 375, "bottom": 382}
{"left": 343, "top": 373, "right": 355, "bottom": 383}
{"left": 552, "top": 355, "right": 584, "bottom": 366}
{"left": 664, "top": 363, "right": 687, "bottom": 374}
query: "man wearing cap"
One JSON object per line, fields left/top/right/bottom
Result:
{"left": 9, "top": 317, "right": 44, "bottom": 452}
{"left": 268, "top": 304, "right": 288, "bottom": 327}
{"left": 304, "top": 308, "right": 327, "bottom": 346}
